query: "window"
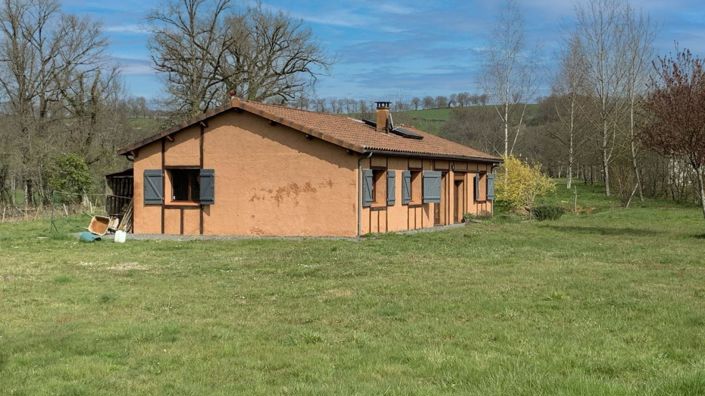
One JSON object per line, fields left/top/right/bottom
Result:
{"left": 372, "top": 169, "right": 386, "bottom": 205}
{"left": 169, "top": 169, "right": 200, "bottom": 202}
{"left": 402, "top": 170, "right": 424, "bottom": 205}
{"left": 143, "top": 168, "right": 215, "bottom": 206}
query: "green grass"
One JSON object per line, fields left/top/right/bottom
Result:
{"left": 393, "top": 108, "right": 452, "bottom": 134}
{"left": 391, "top": 104, "right": 541, "bottom": 135}
{"left": 2, "top": 188, "right": 705, "bottom": 395}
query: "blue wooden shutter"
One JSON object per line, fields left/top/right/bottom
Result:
{"left": 362, "top": 169, "right": 374, "bottom": 207}
{"left": 200, "top": 169, "right": 215, "bottom": 205}
{"left": 387, "top": 170, "right": 396, "bottom": 205}
{"left": 474, "top": 174, "right": 480, "bottom": 201}
{"left": 487, "top": 174, "right": 495, "bottom": 201}
{"left": 423, "top": 171, "right": 441, "bottom": 203}
{"left": 143, "top": 169, "right": 163, "bottom": 205}
{"left": 402, "top": 170, "right": 411, "bottom": 204}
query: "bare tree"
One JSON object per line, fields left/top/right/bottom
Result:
{"left": 456, "top": 92, "right": 470, "bottom": 107}
{"left": 623, "top": 6, "right": 655, "bottom": 201}
{"left": 358, "top": 99, "right": 368, "bottom": 115}
{"left": 574, "top": 0, "right": 632, "bottom": 196}
{"left": 482, "top": 0, "right": 536, "bottom": 158}
{"left": 552, "top": 34, "right": 589, "bottom": 189}
{"left": 448, "top": 93, "right": 457, "bottom": 107}
{"left": 148, "top": 1, "right": 329, "bottom": 117}
{"left": 642, "top": 49, "right": 705, "bottom": 220}
{"left": 411, "top": 97, "right": 420, "bottom": 110}
{"left": 314, "top": 97, "right": 326, "bottom": 112}
{"left": 0, "top": 0, "right": 108, "bottom": 203}
{"left": 148, "top": 0, "right": 234, "bottom": 116}
{"left": 422, "top": 96, "right": 434, "bottom": 109}
{"left": 222, "top": 4, "right": 329, "bottom": 104}
{"left": 435, "top": 95, "right": 448, "bottom": 108}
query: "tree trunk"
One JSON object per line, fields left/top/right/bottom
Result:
{"left": 567, "top": 98, "right": 575, "bottom": 190}
{"left": 10, "top": 177, "right": 16, "bottom": 206}
{"left": 696, "top": 166, "right": 705, "bottom": 221}
{"left": 602, "top": 118, "right": 611, "bottom": 196}
{"left": 629, "top": 95, "right": 644, "bottom": 201}
{"left": 504, "top": 102, "right": 509, "bottom": 158}
{"left": 504, "top": 101, "right": 509, "bottom": 177}
{"left": 26, "top": 179, "right": 34, "bottom": 206}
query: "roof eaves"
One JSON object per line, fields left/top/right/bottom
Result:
{"left": 117, "top": 99, "right": 367, "bottom": 156}
{"left": 117, "top": 103, "right": 234, "bottom": 155}
{"left": 364, "top": 148, "right": 503, "bottom": 163}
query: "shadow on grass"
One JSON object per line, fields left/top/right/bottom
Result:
{"left": 541, "top": 225, "right": 660, "bottom": 237}
{"left": 694, "top": 233, "right": 705, "bottom": 239}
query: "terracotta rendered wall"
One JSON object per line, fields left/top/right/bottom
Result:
{"left": 361, "top": 157, "right": 494, "bottom": 234}
{"left": 132, "top": 110, "right": 359, "bottom": 236}
{"left": 133, "top": 142, "right": 162, "bottom": 234}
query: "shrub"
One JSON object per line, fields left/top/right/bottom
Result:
{"left": 495, "top": 156, "right": 555, "bottom": 216}
{"left": 48, "top": 154, "right": 91, "bottom": 204}
{"left": 463, "top": 212, "right": 491, "bottom": 223}
{"left": 531, "top": 205, "right": 565, "bottom": 221}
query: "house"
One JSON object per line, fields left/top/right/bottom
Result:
{"left": 115, "top": 98, "right": 501, "bottom": 237}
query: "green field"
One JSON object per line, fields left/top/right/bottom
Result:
{"left": 392, "top": 108, "right": 451, "bottom": 135}
{"left": 390, "top": 104, "right": 541, "bottom": 135}
{"left": 2, "top": 183, "right": 705, "bottom": 395}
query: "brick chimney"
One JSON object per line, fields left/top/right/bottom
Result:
{"left": 375, "top": 101, "right": 391, "bottom": 133}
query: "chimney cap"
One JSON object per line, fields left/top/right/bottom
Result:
{"left": 375, "top": 101, "right": 391, "bottom": 109}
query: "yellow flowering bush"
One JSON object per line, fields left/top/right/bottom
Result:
{"left": 495, "top": 156, "right": 555, "bottom": 215}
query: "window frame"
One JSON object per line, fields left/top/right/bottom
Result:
{"left": 409, "top": 169, "right": 423, "bottom": 205}
{"left": 166, "top": 167, "right": 201, "bottom": 205}
{"left": 370, "top": 168, "right": 387, "bottom": 207}
{"left": 477, "top": 171, "right": 488, "bottom": 202}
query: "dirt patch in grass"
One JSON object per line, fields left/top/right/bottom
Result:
{"left": 108, "top": 262, "right": 147, "bottom": 272}
{"left": 324, "top": 288, "right": 354, "bottom": 298}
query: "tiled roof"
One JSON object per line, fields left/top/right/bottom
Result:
{"left": 118, "top": 98, "right": 501, "bottom": 163}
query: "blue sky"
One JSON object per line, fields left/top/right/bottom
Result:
{"left": 62, "top": 0, "right": 705, "bottom": 102}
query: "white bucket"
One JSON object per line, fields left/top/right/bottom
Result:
{"left": 114, "top": 230, "right": 127, "bottom": 244}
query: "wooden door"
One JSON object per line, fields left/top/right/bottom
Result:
{"left": 454, "top": 180, "right": 464, "bottom": 223}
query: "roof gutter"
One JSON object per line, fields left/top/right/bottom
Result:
{"left": 364, "top": 149, "right": 503, "bottom": 164}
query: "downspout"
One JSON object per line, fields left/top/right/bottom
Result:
{"left": 490, "top": 163, "right": 499, "bottom": 217}
{"left": 357, "top": 152, "right": 373, "bottom": 238}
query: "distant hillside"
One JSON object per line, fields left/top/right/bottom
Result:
{"left": 391, "top": 108, "right": 451, "bottom": 135}
{"left": 127, "top": 104, "right": 541, "bottom": 143}
{"left": 128, "top": 117, "right": 162, "bottom": 136}
{"left": 392, "top": 104, "right": 542, "bottom": 136}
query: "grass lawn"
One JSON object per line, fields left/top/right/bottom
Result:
{"left": 2, "top": 183, "right": 705, "bottom": 395}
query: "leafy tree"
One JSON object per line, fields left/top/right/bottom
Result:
{"left": 495, "top": 155, "right": 555, "bottom": 216}
{"left": 48, "top": 154, "right": 92, "bottom": 204}
{"left": 641, "top": 49, "right": 705, "bottom": 220}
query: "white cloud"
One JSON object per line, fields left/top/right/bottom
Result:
{"left": 104, "top": 24, "right": 149, "bottom": 34}
{"left": 111, "top": 57, "right": 155, "bottom": 75}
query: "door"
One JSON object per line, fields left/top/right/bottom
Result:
{"left": 454, "top": 179, "right": 464, "bottom": 223}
